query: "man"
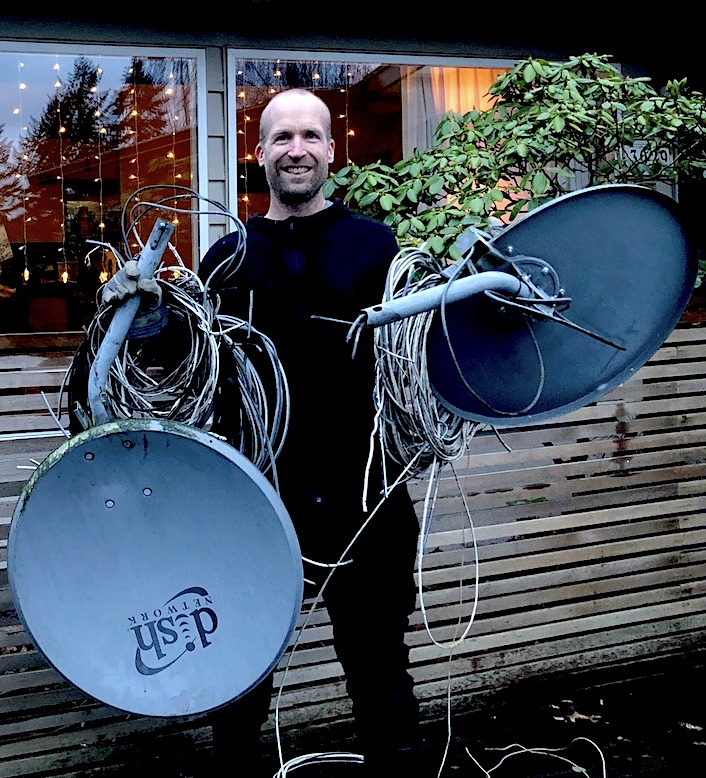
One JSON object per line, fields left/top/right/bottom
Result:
{"left": 200, "top": 88, "right": 424, "bottom": 774}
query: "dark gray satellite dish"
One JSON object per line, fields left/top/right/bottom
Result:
{"left": 425, "top": 184, "right": 696, "bottom": 426}
{"left": 9, "top": 418, "right": 303, "bottom": 717}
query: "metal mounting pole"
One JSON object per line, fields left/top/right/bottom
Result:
{"left": 361, "top": 271, "right": 531, "bottom": 328}
{"left": 88, "top": 220, "right": 175, "bottom": 426}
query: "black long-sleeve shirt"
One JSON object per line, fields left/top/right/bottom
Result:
{"left": 200, "top": 200, "right": 400, "bottom": 514}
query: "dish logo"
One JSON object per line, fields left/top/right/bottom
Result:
{"left": 128, "top": 586, "right": 218, "bottom": 675}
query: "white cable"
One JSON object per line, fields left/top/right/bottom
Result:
{"left": 368, "top": 246, "right": 481, "bottom": 480}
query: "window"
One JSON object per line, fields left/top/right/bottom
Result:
{"left": 229, "top": 53, "right": 512, "bottom": 222}
{"left": 0, "top": 46, "right": 205, "bottom": 333}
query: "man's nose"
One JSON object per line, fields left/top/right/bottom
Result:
{"left": 287, "top": 135, "right": 306, "bottom": 157}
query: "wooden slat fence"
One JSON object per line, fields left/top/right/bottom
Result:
{"left": 0, "top": 320, "right": 704, "bottom": 775}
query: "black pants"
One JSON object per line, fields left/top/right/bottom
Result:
{"left": 208, "top": 482, "right": 420, "bottom": 761}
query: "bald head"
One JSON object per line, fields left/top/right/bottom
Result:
{"left": 259, "top": 89, "right": 332, "bottom": 144}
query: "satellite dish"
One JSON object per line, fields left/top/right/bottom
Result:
{"left": 9, "top": 419, "right": 303, "bottom": 718}
{"left": 426, "top": 184, "right": 697, "bottom": 426}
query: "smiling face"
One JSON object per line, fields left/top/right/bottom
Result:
{"left": 255, "top": 90, "right": 335, "bottom": 219}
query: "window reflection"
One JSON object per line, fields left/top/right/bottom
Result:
{"left": 233, "top": 58, "right": 509, "bottom": 221}
{"left": 0, "top": 52, "right": 198, "bottom": 333}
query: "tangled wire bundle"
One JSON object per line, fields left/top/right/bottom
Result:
{"left": 68, "top": 186, "right": 288, "bottom": 479}
{"left": 365, "top": 246, "right": 481, "bottom": 480}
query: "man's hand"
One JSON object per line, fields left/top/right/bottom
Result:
{"left": 101, "top": 259, "right": 167, "bottom": 339}
{"left": 102, "top": 259, "right": 162, "bottom": 308}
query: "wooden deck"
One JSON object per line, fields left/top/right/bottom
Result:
{"left": 0, "top": 319, "right": 704, "bottom": 776}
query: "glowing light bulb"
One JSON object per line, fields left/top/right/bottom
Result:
{"left": 23, "top": 267, "right": 29, "bottom": 281}
{"left": 171, "top": 268, "right": 182, "bottom": 280}
{"left": 13, "top": 108, "right": 19, "bottom": 115}
{"left": 61, "top": 270, "right": 68, "bottom": 283}
{"left": 99, "top": 270, "right": 108, "bottom": 283}
{"left": 166, "top": 151, "right": 175, "bottom": 159}
{"left": 19, "top": 82, "right": 26, "bottom": 90}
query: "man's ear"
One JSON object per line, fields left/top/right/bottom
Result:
{"left": 328, "top": 138, "right": 335, "bottom": 164}
{"left": 255, "top": 143, "right": 265, "bottom": 167}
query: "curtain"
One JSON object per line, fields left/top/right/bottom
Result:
{"left": 402, "top": 66, "right": 507, "bottom": 157}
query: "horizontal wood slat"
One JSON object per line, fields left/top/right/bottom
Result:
{"left": 0, "top": 320, "right": 704, "bottom": 776}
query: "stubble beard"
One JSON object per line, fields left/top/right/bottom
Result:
{"left": 270, "top": 164, "right": 327, "bottom": 206}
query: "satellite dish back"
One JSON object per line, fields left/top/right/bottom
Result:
{"left": 8, "top": 419, "right": 303, "bottom": 718}
{"left": 426, "top": 184, "right": 697, "bottom": 426}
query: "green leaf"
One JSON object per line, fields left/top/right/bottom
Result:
{"left": 358, "top": 192, "right": 378, "bottom": 207}
{"left": 428, "top": 175, "right": 445, "bottom": 195}
{"left": 379, "top": 194, "right": 394, "bottom": 211}
{"left": 531, "top": 170, "right": 549, "bottom": 195}
{"left": 397, "top": 219, "right": 411, "bottom": 237}
{"left": 524, "top": 63, "right": 536, "bottom": 83}
{"left": 322, "top": 179, "right": 336, "bottom": 199}
{"left": 428, "top": 235, "right": 445, "bottom": 254}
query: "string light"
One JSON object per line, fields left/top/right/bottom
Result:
{"left": 237, "top": 62, "right": 251, "bottom": 220}
{"left": 165, "top": 66, "right": 181, "bottom": 235}
{"left": 129, "top": 66, "right": 141, "bottom": 191}
{"left": 345, "top": 66, "right": 353, "bottom": 163}
{"left": 55, "top": 56, "right": 69, "bottom": 284}
{"left": 96, "top": 61, "right": 108, "bottom": 281}
{"left": 17, "top": 58, "right": 30, "bottom": 282}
